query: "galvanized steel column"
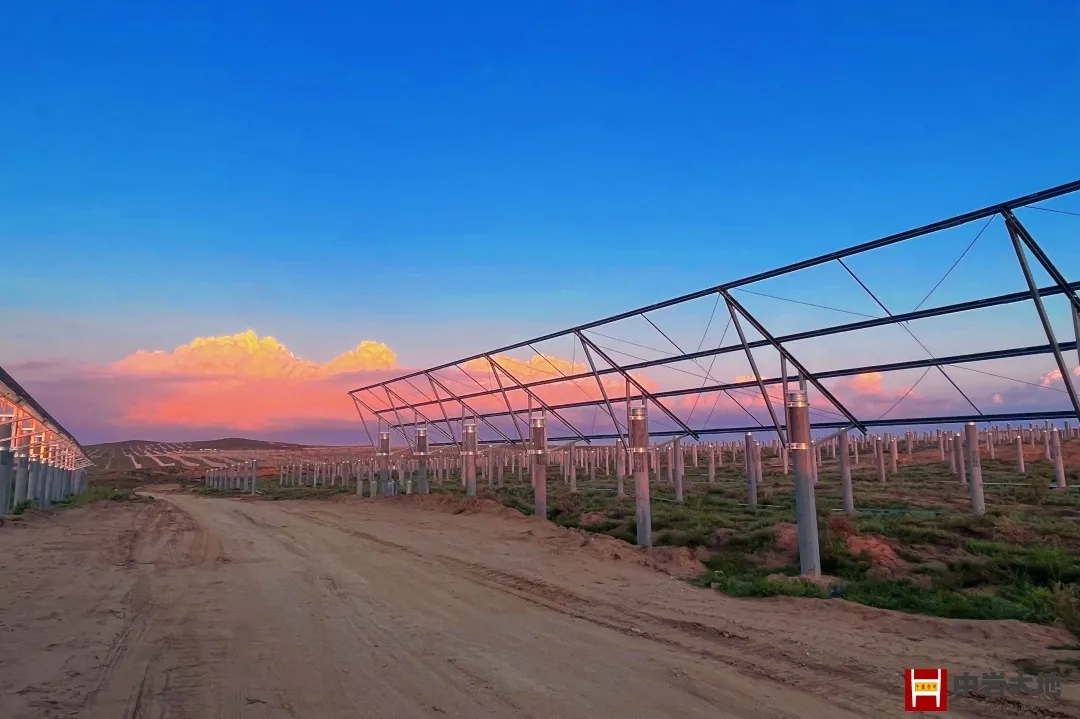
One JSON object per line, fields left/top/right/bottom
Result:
{"left": 1051, "top": 428, "right": 1067, "bottom": 490}
{"left": 377, "top": 432, "right": 391, "bottom": 495}
{"left": 875, "top": 436, "right": 886, "bottom": 483}
{"left": 463, "top": 423, "right": 478, "bottom": 497}
{"left": 415, "top": 427, "right": 429, "bottom": 494}
{"left": 788, "top": 390, "right": 821, "bottom": 576}
{"left": 673, "top": 436, "right": 684, "bottom": 503}
{"left": 530, "top": 416, "right": 547, "bottom": 518}
{"left": 615, "top": 440, "right": 626, "bottom": 497}
{"left": 955, "top": 432, "right": 967, "bottom": 486}
{"left": 744, "top": 432, "right": 756, "bottom": 506}
{"left": 839, "top": 429, "right": 854, "bottom": 515}
{"left": 629, "top": 406, "right": 651, "bottom": 547}
{"left": 965, "top": 423, "right": 985, "bottom": 516}
{"left": 0, "top": 421, "right": 13, "bottom": 513}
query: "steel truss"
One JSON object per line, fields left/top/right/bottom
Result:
{"left": 348, "top": 179, "right": 1080, "bottom": 448}
{"left": 0, "top": 365, "right": 93, "bottom": 470}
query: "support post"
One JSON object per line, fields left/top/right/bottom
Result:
{"left": 965, "top": 423, "right": 986, "bottom": 516}
{"left": 788, "top": 390, "right": 821, "bottom": 576}
{"left": 416, "top": 427, "right": 429, "bottom": 494}
{"left": 744, "top": 432, "right": 757, "bottom": 507}
{"left": 615, "top": 440, "right": 626, "bottom": 497}
{"left": 1016, "top": 435, "right": 1026, "bottom": 474}
{"left": 530, "top": 416, "right": 547, "bottom": 518}
{"left": 838, "top": 429, "right": 854, "bottom": 514}
{"left": 630, "top": 405, "right": 651, "bottom": 547}
{"left": 755, "top": 441, "right": 764, "bottom": 490}
{"left": 0, "top": 421, "right": 12, "bottom": 514}
{"left": 463, "top": 423, "right": 478, "bottom": 497}
{"left": 377, "top": 431, "right": 391, "bottom": 495}
{"left": 1051, "top": 428, "right": 1068, "bottom": 490}
{"left": 673, "top": 436, "right": 684, "bottom": 503}
{"left": 13, "top": 432, "right": 29, "bottom": 507}
{"left": 875, "top": 436, "right": 886, "bottom": 483}
{"left": 955, "top": 431, "right": 967, "bottom": 486}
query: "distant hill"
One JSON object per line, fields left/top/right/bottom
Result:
{"left": 86, "top": 437, "right": 314, "bottom": 452}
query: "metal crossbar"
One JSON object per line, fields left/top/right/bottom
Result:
{"left": 348, "top": 180, "right": 1080, "bottom": 445}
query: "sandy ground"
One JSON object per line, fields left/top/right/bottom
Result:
{"left": 2, "top": 493, "right": 1079, "bottom": 719}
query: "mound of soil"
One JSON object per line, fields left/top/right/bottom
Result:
{"left": 579, "top": 512, "right": 608, "bottom": 527}
{"left": 773, "top": 522, "right": 799, "bottom": 554}
{"left": 364, "top": 494, "right": 707, "bottom": 579}
{"left": 349, "top": 493, "right": 527, "bottom": 518}
{"left": 845, "top": 534, "right": 909, "bottom": 580}
{"left": 765, "top": 519, "right": 910, "bottom": 580}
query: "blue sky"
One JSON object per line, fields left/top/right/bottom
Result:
{"left": 2, "top": 1, "right": 1079, "bottom": 371}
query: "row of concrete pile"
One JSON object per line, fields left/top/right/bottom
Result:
{"left": 0, "top": 448, "right": 88, "bottom": 514}
{"left": 205, "top": 460, "right": 259, "bottom": 493}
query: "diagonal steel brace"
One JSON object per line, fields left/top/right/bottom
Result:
{"left": 724, "top": 297, "right": 787, "bottom": 448}
{"left": 721, "top": 290, "right": 867, "bottom": 434}
{"left": 1004, "top": 210, "right": 1080, "bottom": 315}
{"left": 577, "top": 333, "right": 699, "bottom": 440}
{"left": 425, "top": 375, "right": 460, "bottom": 446}
{"left": 1006, "top": 221, "right": 1080, "bottom": 419}
{"left": 349, "top": 394, "right": 379, "bottom": 451}
{"left": 354, "top": 393, "right": 415, "bottom": 447}
{"left": 486, "top": 356, "right": 592, "bottom": 444}
{"left": 485, "top": 355, "right": 527, "bottom": 446}
{"left": 426, "top": 373, "right": 517, "bottom": 445}
{"left": 382, "top": 387, "right": 414, "bottom": 452}
{"left": 384, "top": 385, "right": 457, "bottom": 445}
{"left": 575, "top": 332, "right": 628, "bottom": 450}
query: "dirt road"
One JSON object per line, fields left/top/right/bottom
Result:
{"left": 2, "top": 492, "right": 1078, "bottom": 718}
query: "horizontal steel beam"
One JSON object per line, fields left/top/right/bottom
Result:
{"left": 349, "top": 179, "right": 1080, "bottom": 395}
{"left": 363, "top": 337, "right": 1078, "bottom": 431}
{"left": 425, "top": 409, "right": 1078, "bottom": 446}
{"left": 360, "top": 336, "right": 1071, "bottom": 431}
{"left": 359, "top": 280, "right": 1080, "bottom": 416}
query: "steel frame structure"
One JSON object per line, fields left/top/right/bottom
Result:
{"left": 1, "top": 364, "right": 92, "bottom": 470}
{"left": 348, "top": 179, "right": 1080, "bottom": 449}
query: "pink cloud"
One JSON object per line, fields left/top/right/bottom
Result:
{"left": 10, "top": 329, "right": 1077, "bottom": 445}
{"left": 1039, "top": 366, "right": 1080, "bottom": 387}
{"left": 12, "top": 331, "right": 403, "bottom": 443}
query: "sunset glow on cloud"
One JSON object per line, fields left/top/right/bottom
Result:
{"left": 11, "top": 328, "right": 1075, "bottom": 445}
{"left": 104, "top": 331, "right": 398, "bottom": 432}
{"left": 114, "top": 330, "right": 397, "bottom": 378}
{"left": 1039, "top": 366, "right": 1080, "bottom": 387}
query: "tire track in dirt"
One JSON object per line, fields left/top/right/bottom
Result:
{"left": 77, "top": 500, "right": 240, "bottom": 719}
{"left": 9, "top": 494, "right": 1077, "bottom": 719}
{"left": 282, "top": 501, "right": 1079, "bottom": 719}
{"left": 286, "top": 506, "right": 899, "bottom": 717}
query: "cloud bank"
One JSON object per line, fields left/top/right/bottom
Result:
{"left": 16, "top": 331, "right": 403, "bottom": 444}
{"left": 9, "top": 329, "right": 1078, "bottom": 445}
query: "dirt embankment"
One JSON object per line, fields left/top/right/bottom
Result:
{"left": 3, "top": 493, "right": 1079, "bottom": 718}
{"left": 346, "top": 493, "right": 709, "bottom": 579}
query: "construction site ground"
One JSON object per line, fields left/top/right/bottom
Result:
{"left": 2, "top": 489, "right": 1079, "bottom": 719}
